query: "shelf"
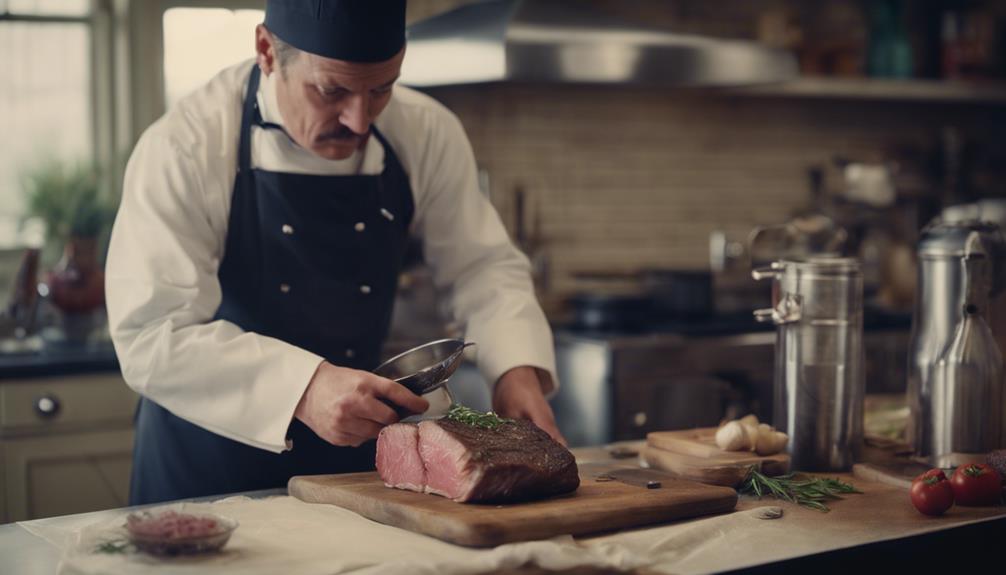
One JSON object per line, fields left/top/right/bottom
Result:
{"left": 730, "top": 76, "right": 1006, "bottom": 104}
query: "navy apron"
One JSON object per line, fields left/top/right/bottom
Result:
{"left": 129, "top": 65, "right": 414, "bottom": 504}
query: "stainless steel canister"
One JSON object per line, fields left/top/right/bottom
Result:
{"left": 907, "top": 220, "right": 1006, "bottom": 463}
{"left": 753, "top": 257, "right": 864, "bottom": 471}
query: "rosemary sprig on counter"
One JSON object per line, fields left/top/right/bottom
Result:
{"left": 445, "top": 404, "right": 512, "bottom": 430}
{"left": 739, "top": 468, "right": 862, "bottom": 512}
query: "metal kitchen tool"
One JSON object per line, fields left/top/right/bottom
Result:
{"left": 374, "top": 339, "right": 476, "bottom": 396}
{"left": 596, "top": 468, "right": 664, "bottom": 489}
{"left": 582, "top": 463, "right": 669, "bottom": 489}
{"left": 908, "top": 220, "right": 1006, "bottom": 465}
{"left": 753, "top": 257, "right": 864, "bottom": 471}
{"left": 0, "top": 247, "right": 43, "bottom": 354}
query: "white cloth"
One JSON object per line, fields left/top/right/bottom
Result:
{"left": 17, "top": 496, "right": 807, "bottom": 575}
{"left": 105, "top": 60, "right": 556, "bottom": 453}
{"left": 20, "top": 496, "right": 645, "bottom": 575}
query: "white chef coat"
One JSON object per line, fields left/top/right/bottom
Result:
{"left": 105, "top": 59, "right": 557, "bottom": 454}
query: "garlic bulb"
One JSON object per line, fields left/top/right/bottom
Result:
{"left": 714, "top": 421, "right": 750, "bottom": 451}
{"left": 715, "top": 416, "right": 788, "bottom": 455}
{"left": 755, "top": 425, "right": 790, "bottom": 456}
{"left": 741, "top": 423, "right": 759, "bottom": 452}
{"left": 772, "top": 431, "right": 790, "bottom": 453}
{"left": 754, "top": 424, "right": 775, "bottom": 455}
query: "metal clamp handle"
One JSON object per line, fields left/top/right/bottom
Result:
{"left": 775, "top": 293, "right": 803, "bottom": 324}
{"left": 752, "top": 293, "right": 803, "bottom": 325}
{"left": 751, "top": 263, "right": 783, "bottom": 281}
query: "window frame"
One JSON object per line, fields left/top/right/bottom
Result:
{"left": 1, "top": 0, "right": 123, "bottom": 203}
{"left": 128, "top": 0, "right": 265, "bottom": 141}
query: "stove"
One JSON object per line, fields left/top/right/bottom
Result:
{"left": 550, "top": 309, "right": 911, "bottom": 447}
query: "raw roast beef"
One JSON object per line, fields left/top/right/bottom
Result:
{"left": 376, "top": 418, "right": 579, "bottom": 503}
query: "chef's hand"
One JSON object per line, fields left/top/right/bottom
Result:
{"left": 294, "top": 361, "right": 429, "bottom": 447}
{"left": 493, "top": 366, "right": 566, "bottom": 446}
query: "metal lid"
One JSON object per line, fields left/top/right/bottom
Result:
{"left": 918, "top": 219, "right": 1002, "bottom": 257}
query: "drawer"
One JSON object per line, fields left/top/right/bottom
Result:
{"left": 3, "top": 428, "right": 134, "bottom": 522}
{"left": 0, "top": 373, "right": 138, "bottom": 431}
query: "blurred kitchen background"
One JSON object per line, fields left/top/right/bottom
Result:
{"left": 1, "top": 0, "right": 1005, "bottom": 521}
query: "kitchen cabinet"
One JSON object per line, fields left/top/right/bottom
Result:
{"left": 0, "top": 372, "right": 137, "bottom": 522}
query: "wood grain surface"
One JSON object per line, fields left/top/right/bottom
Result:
{"left": 643, "top": 428, "right": 791, "bottom": 486}
{"left": 288, "top": 465, "right": 737, "bottom": 547}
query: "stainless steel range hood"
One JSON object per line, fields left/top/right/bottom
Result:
{"left": 400, "top": 0, "right": 798, "bottom": 88}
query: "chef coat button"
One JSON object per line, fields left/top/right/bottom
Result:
{"left": 359, "top": 284, "right": 372, "bottom": 295}
{"left": 281, "top": 224, "right": 294, "bottom": 235}
{"left": 345, "top": 348, "right": 356, "bottom": 358}
{"left": 279, "top": 283, "right": 291, "bottom": 294}
{"left": 354, "top": 222, "right": 366, "bottom": 232}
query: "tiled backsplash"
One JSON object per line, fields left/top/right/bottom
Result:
{"left": 423, "top": 83, "right": 1005, "bottom": 296}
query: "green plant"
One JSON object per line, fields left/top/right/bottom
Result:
{"left": 20, "top": 159, "right": 116, "bottom": 256}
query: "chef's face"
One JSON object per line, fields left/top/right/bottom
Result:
{"left": 255, "top": 25, "right": 403, "bottom": 161}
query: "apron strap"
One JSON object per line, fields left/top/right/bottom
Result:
{"left": 237, "top": 65, "right": 261, "bottom": 176}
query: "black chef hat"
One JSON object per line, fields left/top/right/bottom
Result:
{"left": 264, "top": 0, "right": 406, "bottom": 63}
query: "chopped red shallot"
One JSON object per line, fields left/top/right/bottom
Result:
{"left": 126, "top": 510, "right": 221, "bottom": 540}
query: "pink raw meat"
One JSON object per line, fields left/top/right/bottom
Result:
{"left": 375, "top": 418, "right": 579, "bottom": 503}
{"left": 375, "top": 423, "right": 425, "bottom": 491}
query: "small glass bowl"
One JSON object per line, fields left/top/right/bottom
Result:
{"left": 125, "top": 509, "right": 238, "bottom": 556}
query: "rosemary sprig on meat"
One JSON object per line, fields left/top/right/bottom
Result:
{"left": 95, "top": 538, "right": 132, "bottom": 554}
{"left": 445, "top": 404, "right": 512, "bottom": 430}
{"left": 739, "top": 468, "right": 862, "bottom": 512}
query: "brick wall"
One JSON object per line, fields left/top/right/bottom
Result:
{"left": 407, "top": 0, "right": 1006, "bottom": 300}
{"left": 424, "top": 83, "right": 1004, "bottom": 296}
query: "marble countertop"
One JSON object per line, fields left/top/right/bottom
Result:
{"left": 0, "top": 339, "right": 118, "bottom": 380}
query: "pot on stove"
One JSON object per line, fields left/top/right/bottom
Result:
{"left": 566, "top": 268, "right": 714, "bottom": 332}
{"left": 640, "top": 269, "right": 713, "bottom": 320}
{"left": 566, "top": 292, "right": 653, "bottom": 333}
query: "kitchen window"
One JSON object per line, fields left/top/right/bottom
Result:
{"left": 162, "top": 7, "right": 263, "bottom": 107}
{"left": 0, "top": 0, "right": 93, "bottom": 242}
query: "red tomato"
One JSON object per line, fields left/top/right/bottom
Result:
{"left": 914, "top": 468, "right": 947, "bottom": 483}
{"left": 910, "top": 469, "right": 955, "bottom": 516}
{"left": 950, "top": 463, "right": 1003, "bottom": 506}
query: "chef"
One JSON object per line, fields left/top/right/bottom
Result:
{"left": 106, "top": 0, "right": 561, "bottom": 505}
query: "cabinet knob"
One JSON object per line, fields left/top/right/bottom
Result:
{"left": 35, "top": 394, "right": 61, "bottom": 418}
{"left": 633, "top": 411, "right": 648, "bottom": 428}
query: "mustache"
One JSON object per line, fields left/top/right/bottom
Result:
{"left": 317, "top": 126, "right": 369, "bottom": 142}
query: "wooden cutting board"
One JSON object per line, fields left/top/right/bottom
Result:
{"left": 644, "top": 428, "right": 791, "bottom": 487}
{"left": 288, "top": 464, "right": 737, "bottom": 547}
